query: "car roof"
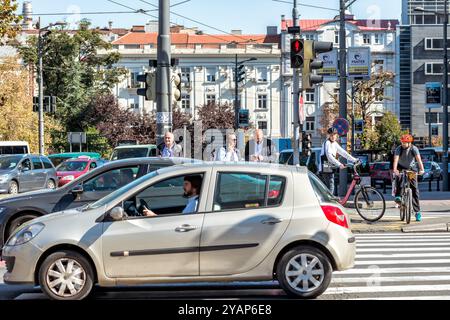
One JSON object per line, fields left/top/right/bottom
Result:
{"left": 280, "top": 148, "right": 321, "bottom": 153}
{"left": 113, "top": 145, "right": 156, "bottom": 150}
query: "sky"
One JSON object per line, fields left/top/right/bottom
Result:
{"left": 18, "top": 0, "right": 402, "bottom": 34}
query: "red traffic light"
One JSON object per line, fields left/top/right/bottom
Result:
{"left": 291, "top": 39, "right": 303, "bottom": 53}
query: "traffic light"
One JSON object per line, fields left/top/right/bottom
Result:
{"left": 238, "top": 109, "right": 249, "bottom": 128}
{"left": 302, "top": 40, "right": 333, "bottom": 89}
{"left": 236, "top": 64, "right": 246, "bottom": 84}
{"left": 290, "top": 38, "right": 304, "bottom": 69}
{"left": 302, "top": 132, "right": 312, "bottom": 157}
{"left": 137, "top": 71, "right": 156, "bottom": 101}
{"left": 171, "top": 72, "right": 182, "bottom": 103}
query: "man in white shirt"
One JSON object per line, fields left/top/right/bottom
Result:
{"left": 143, "top": 175, "right": 202, "bottom": 216}
{"left": 244, "top": 129, "right": 279, "bottom": 163}
{"left": 157, "top": 132, "right": 183, "bottom": 157}
{"left": 319, "top": 127, "right": 359, "bottom": 195}
{"left": 215, "top": 133, "right": 241, "bottom": 162}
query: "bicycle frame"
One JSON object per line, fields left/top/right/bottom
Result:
{"left": 339, "top": 165, "right": 361, "bottom": 206}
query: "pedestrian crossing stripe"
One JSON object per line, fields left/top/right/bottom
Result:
{"left": 323, "top": 284, "right": 450, "bottom": 295}
{"left": 356, "top": 243, "right": 450, "bottom": 247}
{"left": 331, "top": 275, "right": 450, "bottom": 283}
{"left": 356, "top": 253, "right": 450, "bottom": 258}
{"left": 335, "top": 267, "right": 450, "bottom": 275}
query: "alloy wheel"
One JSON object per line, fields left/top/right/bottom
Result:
{"left": 46, "top": 258, "right": 86, "bottom": 298}
{"left": 285, "top": 253, "right": 325, "bottom": 293}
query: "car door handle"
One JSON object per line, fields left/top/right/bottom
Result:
{"left": 175, "top": 224, "right": 198, "bottom": 232}
{"left": 261, "top": 218, "right": 283, "bottom": 225}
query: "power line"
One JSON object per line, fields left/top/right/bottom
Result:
{"left": 29, "top": 10, "right": 157, "bottom": 16}
{"left": 272, "top": 0, "right": 339, "bottom": 12}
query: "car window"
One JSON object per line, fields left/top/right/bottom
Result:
{"left": 83, "top": 166, "right": 139, "bottom": 192}
{"left": 268, "top": 176, "right": 286, "bottom": 206}
{"left": 111, "top": 148, "right": 149, "bottom": 160}
{"left": 41, "top": 157, "right": 54, "bottom": 169}
{"left": 57, "top": 161, "right": 88, "bottom": 172}
{"left": 20, "top": 158, "right": 32, "bottom": 170}
{"left": 31, "top": 157, "right": 43, "bottom": 170}
{"left": 308, "top": 172, "right": 337, "bottom": 204}
{"left": 90, "top": 162, "right": 97, "bottom": 170}
{"left": 0, "top": 155, "right": 22, "bottom": 170}
{"left": 214, "top": 173, "right": 268, "bottom": 211}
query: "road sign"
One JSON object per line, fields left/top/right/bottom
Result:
{"left": 333, "top": 118, "right": 350, "bottom": 137}
{"left": 425, "top": 82, "right": 442, "bottom": 108}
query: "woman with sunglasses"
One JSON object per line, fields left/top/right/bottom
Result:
{"left": 215, "top": 133, "right": 242, "bottom": 162}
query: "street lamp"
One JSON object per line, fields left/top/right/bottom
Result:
{"left": 414, "top": 3, "right": 449, "bottom": 191}
{"left": 37, "top": 19, "right": 67, "bottom": 155}
{"left": 234, "top": 55, "right": 257, "bottom": 130}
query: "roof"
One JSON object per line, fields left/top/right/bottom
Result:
{"left": 281, "top": 19, "right": 399, "bottom": 32}
{"left": 112, "top": 32, "right": 280, "bottom": 45}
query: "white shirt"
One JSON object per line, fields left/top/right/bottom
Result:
{"left": 216, "top": 147, "right": 240, "bottom": 162}
{"left": 182, "top": 196, "right": 199, "bottom": 214}
{"left": 254, "top": 141, "right": 263, "bottom": 156}
{"left": 320, "top": 140, "right": 358, "bottom": 168}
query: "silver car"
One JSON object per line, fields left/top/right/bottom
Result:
{"left": 0, "top": 154, "right": 57, "bottom": 194}
{"left": 2, "top": 162, "right": 355, "bottom": 300}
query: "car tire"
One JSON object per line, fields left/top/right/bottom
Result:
{"left": 7, "top": 214, "right": 39, "bottom": 239}
{"left": 46, "top": 179, "right": 56, "bottom": 189}
{"left": 277, "top": 246, "right": 332, "bottom": 299}
{"left": 39, "top": 250, "right": 94, "bottom": 300}
{"left": 8, "top": 180, "right": 18, "bottom": 195}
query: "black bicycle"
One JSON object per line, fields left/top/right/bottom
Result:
{"left": 397, "top": 170, "right": 418, "bottom": 224}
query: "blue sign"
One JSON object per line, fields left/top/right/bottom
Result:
{"left": 333, "top": 118, "right": 350, "bottom": 137}
{"left": 425, "top": 82, "right": 442, "bottom": 108}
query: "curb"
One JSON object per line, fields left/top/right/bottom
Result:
{"left": 402, "top": 222, "right": 450, "bottom": 233}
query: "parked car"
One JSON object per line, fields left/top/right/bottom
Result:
{"left": 48, "top": 152, "right": 102, "bottom": 167}
{"left": 56, "top": 156, "right": 107, "bottom": 187}
{"left": 413, "top": 161, "right": 443, "bottom": 182}
{"left": 0, "top": 157, "right": 198, "bottom": 247}
{"left": 0, "top": 154, "right": 57, "bottom": 195}
{"left": 110, "top": 145, "right": 157, "bottom": 161}
{"left": 0, "top": 141, "right": 30, "bottom": 155}
{"left": 370, "top": 162, "right": 392, "bottom": 186}
{"left": 2, "top": 162, "right": 355, "bottom": 300}
{"left": 279, "top": 148, "right": 321, "bottom": 174}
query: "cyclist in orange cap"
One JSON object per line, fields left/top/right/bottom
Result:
{"left": 393, "top": 134, "right": 425, "bottom": 221}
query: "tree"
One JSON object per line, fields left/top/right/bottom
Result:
{"left": 0, "top": 57, "right": 62, "bottom": 153}
{"left": 0, "top": 0, "right": 21, "bottom": 44}
{"left": 17, "top": 20, "right": 127, "bottom": 132}
{"left": 196, "top": 102, "right": 235, "bottom": 134}
{"left": 364, "top": 112, "right": 403, "bottom": 154}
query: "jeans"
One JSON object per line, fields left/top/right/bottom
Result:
{"left": 394, "top": 172, "right": 421, "bottom": 213}
{"left": 320, "top": 172, "right": 335, "bottom": 196}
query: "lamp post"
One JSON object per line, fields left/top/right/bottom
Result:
{"left": 37, "top": 18, "right": 67, "bottom": 155}
{"left": 415, "top": 4, "right": 449, "bottom": 191}
{"left": 234, "top": 55, "right": 257, "bottom": 129}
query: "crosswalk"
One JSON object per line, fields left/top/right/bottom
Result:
{"left": 322, "top": 232, "right": 450, "bottom": 300}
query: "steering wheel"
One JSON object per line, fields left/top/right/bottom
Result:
{"left": 137, "top": 199, "right": 150, "bottom": 216}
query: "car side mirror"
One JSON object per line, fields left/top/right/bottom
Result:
{"left": 71, "top": 185, "right": 84, "bottom": 195}
{"left": 21, "top": 166, "right": 30, "bottom": 172}
{"left": 109, "top": 207, "right": 125, "bottom": 221}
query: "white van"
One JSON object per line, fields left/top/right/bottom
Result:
{"left": 0, "top": 141, "right": 30, "bottom": 155}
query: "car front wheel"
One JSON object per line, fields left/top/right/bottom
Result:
{"left": 277, "top": 246, "right": 332, "bottom": 299}
{"left": 46, "top": 179, "right": 56, "bottom": 189}
{"left": 39, "top": 250, "right": 94, "bottom": 300}
{"left": 8, "top": 181, "right": 18, "bottom": 195}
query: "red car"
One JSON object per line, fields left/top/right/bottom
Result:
{"left": 56, "top": 157, "right": 105, "bottom": 187}
{"left": 370, "top": 162, "right": 392, "bottom": 186}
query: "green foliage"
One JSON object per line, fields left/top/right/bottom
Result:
{"left": 362, "top": 112, "right": 404, "bottom": 153}
{"left": 0, "top": 0, "right": 21, "bottom": 44}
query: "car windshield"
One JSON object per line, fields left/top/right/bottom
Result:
{"left": 57, "top": 161, "right": 88, "bottom": 172}
{"left": 308, "top": 172, "right": 337, "bottom": 204}
{"left": 0, "top": 156, "right": 22, "bottom": 170}
{"left": 85, "top": 170, "right": 159, "bottom": 210}
{"left": 374, "top": 163, "right": 390, "bottom": 170}
{"left": 111, "top": 148, "right": 149, "bottom": 160}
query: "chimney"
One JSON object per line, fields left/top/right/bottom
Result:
{"left": 22, "top": 1, "right": 33, "bottom": 30}
{"left": 267, "top": 26, "right": 278, "bottom": 35}
{"left": 108, "top": 21, "right": 113, "bottom": 30}
{"left": 231, "top": 29, "right": 242, "bottom": 35}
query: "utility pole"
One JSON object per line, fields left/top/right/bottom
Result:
{"left": 38, "top": 17, "right": 45, "bottom": 155}
{"left": 234, "top": 54, "right": 239, "bottom": 130}
{"left": 338, "top": 0, "right": 348, "bottom": 196}
{"left": 292, "top": 0, "right": 301, "bottom": 166}
{"left": 443, "top": 0, "right": 449, "bottom": 191}
{"left": 156, "top": 0, "right": 172, "bottom": 147}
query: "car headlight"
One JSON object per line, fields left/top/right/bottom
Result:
{"left": 0, "top": 174, "right": 8, "bottom": 182}
{"left": 6, "top": 223, "right": 45, "bottom": 246}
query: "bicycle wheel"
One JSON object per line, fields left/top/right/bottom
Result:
{"left": 400, "top": 201, "right": 405, "bottom": 221}
{"left": 354, "top": 186, "right": 386, "bottom": 222}
{"left": 405, "top": 188, "right": 412, "bottom": 224}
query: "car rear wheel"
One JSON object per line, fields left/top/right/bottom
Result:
{"left": 7, "top": 214, "right": 39, "bottom": 239}
{"left": 46, "top": 179, "right": 56, "bottom": 189}
{"left": 8, "top": 181, "right": 18, "bottom": 195}
{"left": 277, "top": 246, "right": 332, "bottom": 299}
{"left": 39, "top": 250, "right": 94, "bottom": 300}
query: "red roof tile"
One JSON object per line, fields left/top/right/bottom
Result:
{"left": 281, "top": 19, "right": 399, "bottom": 32}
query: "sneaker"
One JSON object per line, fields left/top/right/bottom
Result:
{"left": 415, "top": 212, "right": 422, "bottom": 222}
{"left": 395, "top": 196, "right": 402, "bottom": 204}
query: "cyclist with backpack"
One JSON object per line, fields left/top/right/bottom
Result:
{"left": 393, "top": 134, "right": 425, "bottom": 221}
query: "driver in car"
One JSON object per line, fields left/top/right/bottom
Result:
{"left": 143, "top": 175, "right": 202, "bottom": 217}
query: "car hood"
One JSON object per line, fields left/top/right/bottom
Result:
{"left": 29, "top": 208, "right": 81, "bottom": 225}
{"left": 0, "top": 188, "right": 58, "bottom": 205}
{"left": 0, "top": 169, "right": 13, "bottom": 175}
{"left": 57, "top": 171, "right": 83, "bottom": 176}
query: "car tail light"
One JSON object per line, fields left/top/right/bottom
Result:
{"left": 321, "top": 205, "right": 349, "bottom": 229}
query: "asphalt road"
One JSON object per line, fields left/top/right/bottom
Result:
{"left": 2, "top": 232, "right": 450, "bottom": 300}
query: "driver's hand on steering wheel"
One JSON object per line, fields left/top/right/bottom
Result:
{"left": 143, "top": 208, "right": 158, "bottom": 217}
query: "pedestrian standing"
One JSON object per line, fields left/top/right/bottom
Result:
{"left": 157, "top": 131, "right": 183, "bottom": 158}
{"left": 215, "top": 133, "right": 242, "bottom": 162}
{"left": 244, "top": 129, "right": 279, "bottom": 163}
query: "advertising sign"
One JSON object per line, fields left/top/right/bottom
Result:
{"left": 317, "top": 49, "right": 338, "bottom": 78}
{"left": 347, "top": 47, "right": 371, "bottom": 79}
{"left": 425, "top": 82, "right": 442, "bottom": 108}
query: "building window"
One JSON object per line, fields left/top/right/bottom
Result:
{"left": 425, "top": 62, "right": 446, "bottom": 75}
{"left": 334, "top": 31, "right": 339, "bottom": 45}
{"left": 129, "top": 72, "right": 139, "bottom": 88}
{"left": 333, "top": 88, "right": 340, "bottom": 101}
{"left": 205, "top": 67, "right": 216, "bottom": 82}
{"left": 256, "top": 67, "right": 268, "bottom": 82}
{"left": 424, "top": 15, "right": 437, "bottom": 25}
{"left": 432, "top": 126, "right": 439, "bottom": 136}
{"left": 181, "top": 67, "right": 191, "bottom": 83}
{"left": 362, "top": 34, "right": 371, "bottom": 45}
{"left": 257, "top": 94, "right": 268, "bottom": 109}
{"left": 305, "top": 117, "right": 315, "bottom": 132}
{"left": 374, "top": 34, "right": 383, "bottom": 45}
{"left": 124, "top": 44, "right": 140, "bottom": 49}
{"left": 374, "top": 59, "right": 384, "bottom": 73}
{"left": 181, "top": 94, "right": 190, "bottom": 109}
{"left": 425, "top": 112, "right": 439, "bottom": 125}
{"left": 425, "top": 38, "right": 450, "bottom": 50}
{"left": 129, "top": 101, "right": 139, "bottom": 110}
{"left": 305, "top": 89, "right": 315, "bottom": 103}
{"left": 206, "top": 94, "right": 216, "bottom": 105}
{"left": 258, "top": 121, "right": 268, "bottom": 131}
{"left": 304, "top": 33, "right": 315, "bottom": 41}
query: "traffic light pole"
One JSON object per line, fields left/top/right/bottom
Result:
{"left": 292, "top": 0, "right": 301, "bottom": 166}
{"left": 443, "top": 0, "right": 449, "bottom": 191}
{"left": 234, "top": 54, "right": 239, "bottom": 130}
{"left": 156, "top": 0, "right": 172, "bottom": 147}
{"left": 38, "top": 17, "right": 45, "bottom": 155}
{"left": 338, "top": 0, "right": 348, "bottom": 197}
